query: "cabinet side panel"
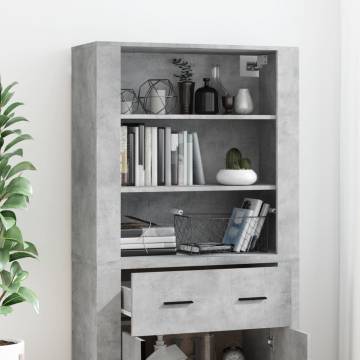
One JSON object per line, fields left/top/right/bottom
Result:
{"left": 95, "top": 43, "right": 122, "bottom": 360}
{"left": 72, "top": 44, "right": 98, "bottom": 360}
{"left": 277, "top": 48, "right": 299, "bottom": 326}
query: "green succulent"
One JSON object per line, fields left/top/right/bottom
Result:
{"left": 226, "top": 148, "right": 252, "bottom": 170}
{"left": 0, "top": 81, "right": 38, "bottom": 316}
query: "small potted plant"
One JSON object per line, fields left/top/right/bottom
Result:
{"left": 0, "top": 81, "right": 38, "bottom": 360}
{"left": 172, "top": 58, "right": 195, "bottom": 114}
{"left": 216, "top": 148, "right": 257, "bottom": 185}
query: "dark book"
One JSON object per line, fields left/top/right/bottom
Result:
{"left": 157, "top": 127, "right": 165, "bottom": 185}
{"left": 127, "top": 132, "right": 135, "bottom": 186}
{"left": 171, "top": 132, "right": 179, "bottom": 185}
{"left": 121, "top": 248, "right": 176, "bottom": 257}
{"left": 138, "top": 124, "right": 145, "bottom": 166}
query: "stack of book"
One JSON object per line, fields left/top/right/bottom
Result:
{"left": 223, "top": 198, "right": 271, "bottom": 252}
{"left": 120, "top": 125, "right": 205, "bottom": 186}
{"left": 121, "top": 218, "right": 176, "bottom": 256}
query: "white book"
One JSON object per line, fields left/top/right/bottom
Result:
{"left": 145, "top": 127, "right": 152, "bottom": 186}
{"left": 151, "top": 127, "right": 158, "bottom": 186}
{"left": 178, "top": 132, "right": 185, "bottom": 185}
{"left": 183, "top": 130, "right": 188, "bottom": 185}
{"left": 193, "top": 132, "right": 205, "bottom": 185}
{"left": 187, "top": 133, "right": 193, "bottom": 185}
{"left": 134, "top": 127, "right": 140, "bottom": 186}
{"left": 240, "top": 198, "right": 263, "bottom": 252}
{"left": 121, "top": 235, "right": 176, "bottom": 244}
{"left": 165, "top": 127, "right": 172, "bottom": 186}
{"left": 121, "top": 242, "right": 176, "bottom": 250}
{"left": 120, "top": 126, "right": 128, "bottom": 185}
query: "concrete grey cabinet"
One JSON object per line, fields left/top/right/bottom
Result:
{"left": 72, "top": 41, "right": 307, "bottom": 360}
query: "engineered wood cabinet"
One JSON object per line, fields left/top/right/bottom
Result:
{"left": 72, "top": 41, "right": 308, "bottom": 360}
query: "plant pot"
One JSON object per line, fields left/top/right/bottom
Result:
{"left": 0, "top": 339, "right": 24, "bottom": 360}
{"left": 216, "top": 169, "right": 257, "bottom": 185}
{"left": 178, "top": 81, "right": 195, "bottom": 114}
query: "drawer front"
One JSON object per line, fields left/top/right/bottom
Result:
{"left": 130, "top": 266, "right": 291, "bottom": 336}
{"left": 223, "top": 266, "right": 291, "bottom": 330}
{"left": 131, "top": 269, "right": 228, "bottom": 336}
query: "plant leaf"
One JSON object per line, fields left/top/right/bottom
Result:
{"left": 3, "top": 102, "right": 23, "bottom": 117}
{"left": 0, "top": 305, "right": 12, "bottom": 315}
{"left": 2, "top": 293, "right": 25, "bottom": 307}
{"left": 5, "top": 177, "right": 32, "bottom": 197}
{"left": 9, "top": 252, "right": 36, "bottom": 262}
{"left": 4, "top": 134, "right": 32, "bottom": 152}
{"left": 2, "top": 194, "right": 28, "bottom": 209}
{"left": 0, "top": 213, "right": 16, "bottom": 231}
{"left": 0, "top": 115, "right": 9, "bottom": 127}
{"left": 0, "top": 148, "right": 23, "bottom": 162}
{"left": 18, "top": 287, "right": 39, "bottom": 314}
{"left": 0, "top": 249, "right": 9, "bottom": 271}
{"left": 10, "top": 261, "right": 21, "bottom": 277}
{"left": 0, "top": 82, "right": 17, "bottom": 103}
{"left": 4, "top": 225, "right": 23, "bottom": 243}
{"left": 4, "top": 117, "right": 28, "bottom": 129}
{"left": 23, "top": 242, "right": 38, "bottom": 256}
{"left": 1, "top": 92, "right": 14, "bottom": 108}
{"left": 0, "top": 270, "right": 12, "bottom": 287}
{"left": 6, "top": 161, "right": 36, "bottom": 179}
{"left": 1, "top": 129, "right": 21, "bottom": 138}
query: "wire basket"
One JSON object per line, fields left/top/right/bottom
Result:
{"left": 174, "top": 213, "right": 273, "bottom": 254}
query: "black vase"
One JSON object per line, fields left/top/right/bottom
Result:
{"left": 195, "top": 78, "right": 219, "bottom": 114}
{"left": 178, "top": 81, "right": 195, "bottom": 114}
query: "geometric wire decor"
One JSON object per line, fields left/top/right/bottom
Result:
{"left": 121, "top": 89, "right": 138, "bottom": 114}
{"left": 138, "top": 79, "right": 177, "bottom": 114}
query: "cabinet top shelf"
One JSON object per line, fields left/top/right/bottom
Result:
{"left": 121, "top": 114, "right": 276, "bottom": 121}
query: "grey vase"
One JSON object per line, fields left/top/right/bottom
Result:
{"left": 234, "top": 89, "right": 254, "bottom": 115}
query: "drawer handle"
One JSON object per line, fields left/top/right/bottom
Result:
{"left": 163, "top": 301, "right": 194, "bottom": 305}
{"left": 238, "top": 296, "right": 267, "bottom": 301}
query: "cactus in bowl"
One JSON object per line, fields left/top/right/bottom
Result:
{"left": 216, "top": 148, "right": 257, "bottom": 185}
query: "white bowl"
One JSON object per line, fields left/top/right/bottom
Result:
{"left": 216, "top": 169, "right": 257, "bottom": 186}
{"left": 0, "top": 339, "right": 24, "bottom": 360}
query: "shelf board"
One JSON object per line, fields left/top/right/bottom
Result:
{"left": 121, "top": 114, "right": 276, "bottom": 121}
{"left": 121, "top": 252, "right": 279, "bottom": 270}
{"left": 121, "top": 184, "right": 276, "bottom": 193}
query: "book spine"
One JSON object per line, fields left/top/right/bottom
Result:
{"left": 178, "top": 132, "right": 184, "bottom": 185}
{"left": 127, "top": 132, "right": 135, "bottom": 186}
{"left": 121, "top": 248, "right": 176, "bottom": 256}
{"left": 145, "top": 127, "right": 152, "bottom": 186}
{"left": 129, "top": 127, "right": 140, "bottom": 186}
{"left": 171, "top": 133, "right": 179, "bottom": 185}
{"left": 187, "top": 133, "right": 193, "bottom": 186}
{"left": 120, "top": 243, "right": 176, "bottom": 250}
{"left": 121, "top": 235, "right": 176, "bottom": 244}
{"left": 193, "top": 132, "right": 205, "bottom": 185}
{"left": 165, "top": 127, "right": 172, "bottom": 186}
{"left": 157, "top": 128, "right": 165, "bottom": 185}
{"left": 151, "top": 127, "right": 158, "bottom": 186}
{"left": 233, "top": 216, "right": 253, "bottom": 252}
{"left": 183, "top": 130, "right": 188, "bottom": 185}
{"left": 138, "top": 125, "right": 145, "bottom": 186}
{"left": 120, "top": 126, "right": 128, "bottom": 185}
{"left": 249, "top": 203, "right": 270, "bottom": 251}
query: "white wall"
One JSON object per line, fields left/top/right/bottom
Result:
{"left": 0, "top": 1, "right": 340, "bottom": 359}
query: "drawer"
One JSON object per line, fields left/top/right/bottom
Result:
{"left": 122, "top": 266, "right": 291, "bottom": 336}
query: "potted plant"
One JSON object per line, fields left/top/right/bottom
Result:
{"left": 172, "top": 58, "right": 195, "bottom": 114}
{"left": 216, "top": 148, "right": 257, "bottom": 185}
{"left": 0, "top": 81, "right": 38, "bottom": 360}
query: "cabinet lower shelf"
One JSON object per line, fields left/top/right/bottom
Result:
{"left": 121, "top": 252, "right": 279, "bottom": 270}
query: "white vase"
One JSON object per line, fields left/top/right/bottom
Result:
{"left": 0, "top": 340, "right": 24, "bottom": 360}
{"left": 234, "top": 89, "right": 254, "bottom": 114}
{"left": 150, "top": 89, "right": 166, "bottom": 114}
{"left": 216, "top": 169, "right": 257, "bottom": 185}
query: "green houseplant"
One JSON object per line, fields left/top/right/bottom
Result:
{"left": 216, "top": 148, "right": 257, "bottom": 185}
{"left": 0, "top": 81, "right": 37, "bottom": 359}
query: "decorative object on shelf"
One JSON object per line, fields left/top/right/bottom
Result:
{"left": 172, "top": 58, "right": 195, "bottom": 114}
{"left": 0, "top": 81, "right": 38, "bottom": 360}
{"left": 195, "top": 78, "right": 219, "bottom": 114}
{"left": 222, "top": 95, "right": 235, "bottom": 114}
{"left": 216, "top": 148, "right": 257, "bottom": 185}
{"left": 222, "top": 346, "right": 246, "bottom": 360}
{"left": 121, "top": 88, "right": 138, "bottom": 114}
{"left": 194, "top": 333, "right": 216, "bottom": 360}
{"left": 138, "top": 79, "right": 176, "bottom": 114}
{"left": 234, "top": 88, "right": 254, "bottom": 114}
{"left": 146, "top": 336, "right": 187, "bottom": 360}
{"left": 211, "top": 64, "right": 229, "bottom": 97}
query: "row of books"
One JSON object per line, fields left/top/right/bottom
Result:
{"left": 223, "top": 198, "right": 270, "bottom": 252}
{"left": 121, "top": 217, "right": 176, "bottom": 256}
{"left": 120, "top": 125, "right": 205, "bottom": 186}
